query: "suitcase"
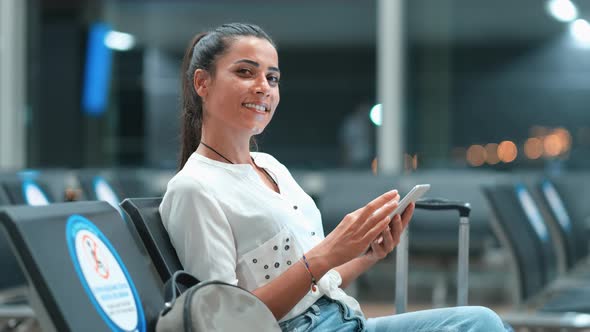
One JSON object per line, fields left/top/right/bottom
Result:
{"left": 395, "top": 198, "right": 472, "bottom": 313}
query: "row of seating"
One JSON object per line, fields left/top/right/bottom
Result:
{"left": 3, "top": 168, "right": 585, "bottom": 262}
{"left": 307, "top": 170, "right": 588, "bottom": 256}
{"left": 483, "top": 176, "right": 590, "bottom": 320}
{"left": 0, "top": 168, "right": 172, "bottom": 207}
{"left": 297, "top": 170, "right": 590, "bottom": 329}
{"left": 0, "top": 197, "right": 179, "bottom": 331}
{"left": 0, "top": 168, "right": 588, "bottom": 330}
{"left": 295, "top": 169, "right": 509, "bottom": 262}
{"left": 0, "top": 170, "right": 164, "bottom": 296}
{"left": 0, "top": 170, "right": 171, "bottom": 331}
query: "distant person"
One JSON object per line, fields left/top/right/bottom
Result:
{"left": 339, "top": 102, "right": 374, "bottom": 168}
{"left": 159, "top": 23, "right": 511, "bottom": 331}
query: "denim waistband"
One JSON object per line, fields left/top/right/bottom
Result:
{"left": 313, "top": 296, "right": 333, "bottom": 307}
{"left": 280, "top": 296, "right": 365, "bottom": 332}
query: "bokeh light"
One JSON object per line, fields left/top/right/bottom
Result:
{"left": 570, "top": 19, "right": 590, "bottom": 46}
{"left": 371, "top": 157, "right": 378, "bottom": 175}
{"left": 546, "top": 0, "right": 578, "bottom": 22}
{"left": 543, "top": 134, "right": 562, "bottom": 157}
{"left": 498, "top": 141, "right": 518, "bottom": 163}
{"left": 369, "top": 104, "right": 382, "bottom": 126}
{"left": 553, "top": 127, "right": 572, "bottom": 153}
{"left": 524, "top": 137, "right": 543, "bottom": 159}
{"left": 104, "top": 31, "right": 136, "bottom": 51}
{"left": 485, "top": 143, "right": 500, "bottom": 165}
{"left": 466, "top": 145, "right": 486, "bottom": 167}
{"left": 403, "top": 153, "right": 418, "bottom": 171}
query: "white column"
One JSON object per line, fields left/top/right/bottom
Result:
{"left": 0, "top": 0, "right": 27, "bottom": 168}
{"left": 377, "top": 0, "right": 405, "bottom": 175}
{"left": 378, "top": 0, "right": 407, "bottom": 315}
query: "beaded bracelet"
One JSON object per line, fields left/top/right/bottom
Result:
{"left": 301, "top": 254, "right": 318, "bottom": 292}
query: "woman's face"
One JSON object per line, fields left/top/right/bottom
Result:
{"left": 197, "top": 36, "right": 280, "bottom": 136}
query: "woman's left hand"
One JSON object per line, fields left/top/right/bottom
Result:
{"left": 364, "top": 202, "right": 415, "bottom": 262}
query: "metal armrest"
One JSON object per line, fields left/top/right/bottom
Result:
{"left": 501, "top": 311, "right": 590, "bottom": 330}
{"left": 0, "top": 304, "right": 35, "bottom": 318}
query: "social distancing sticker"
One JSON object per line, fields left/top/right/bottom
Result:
{"left": 23, "top": 180, "right": 50, "bottom": 206}
{"left": 94, "top": 176, "right": 120, "bottom": 210}
{"left": 66, "top": 215, "right": 145, "bottom": 332}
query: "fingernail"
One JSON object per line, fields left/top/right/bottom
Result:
{"left": 388, "top": 189, "right": 398, "bottom": 194}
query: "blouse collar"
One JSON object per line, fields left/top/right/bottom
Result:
{"left": 189, "top": 151, "right": 269, "bottom": 173}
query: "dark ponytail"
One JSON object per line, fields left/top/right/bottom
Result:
{"left": 178, "top": 23, "right": 276, "bottom": 170}
{"left": 179, "top": 33, "right": 207, "bottom": 171}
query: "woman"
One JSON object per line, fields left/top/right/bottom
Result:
{"left": 160, "top": 23, "right": 510, "bottom": 331}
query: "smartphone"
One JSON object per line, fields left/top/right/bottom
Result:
{"left": 390, "top": 184, "right": 430, "bottom": 217}
{"left": 374, "top": 184, "right": 430, "bottom": 245}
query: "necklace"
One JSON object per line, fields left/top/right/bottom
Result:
{"left": 200, "top": 141, "right": 233, "bottom": 164}
{"left": 199, "top": 141, "right": 279, "bottom": 188}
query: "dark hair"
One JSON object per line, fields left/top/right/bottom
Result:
{"left": 179, "top": 23, "right": 276, "bottom": 170}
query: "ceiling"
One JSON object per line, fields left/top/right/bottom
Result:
{"left": 103, "top": 0, "right": 589, "bottom": 52}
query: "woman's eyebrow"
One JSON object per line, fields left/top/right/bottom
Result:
{"left": 234, "top": 59, "right": 280, "bottom": 73}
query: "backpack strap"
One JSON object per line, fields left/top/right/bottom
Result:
{"left": 162, "top": 270, "right": 201, "bottom": 315}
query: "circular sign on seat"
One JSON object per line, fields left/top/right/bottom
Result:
{"left": 93, "top": 176, "right": 120, "bottom": 209}
{"left": 22, "top": 180, "right": 50, "bottom": 206}
{"left": 66, "top": 215, "right": 146, "bottom": 332}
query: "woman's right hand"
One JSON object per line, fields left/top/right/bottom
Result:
{"left": 310, "top": 190, "right": 400, "bottom": 269}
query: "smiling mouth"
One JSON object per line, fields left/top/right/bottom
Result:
{"left": 243, "top": 103, "right": 269, "bottom": 113}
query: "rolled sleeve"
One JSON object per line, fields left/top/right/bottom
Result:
{"left": 160, "top": 177, "right": 238, "bottom": 285}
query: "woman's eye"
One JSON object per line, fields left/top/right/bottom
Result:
{"left": 237, "top": 68, "right": 253, "bottom": 75}
{"left": 268, "top": 75, "right": 280, "bottom": 86}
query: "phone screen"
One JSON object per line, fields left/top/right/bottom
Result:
{"left": 374, "top": 184, "right": 430, "bottom": 245}
{"left": 390, "top": 184, "right": 430, "bottom": 216}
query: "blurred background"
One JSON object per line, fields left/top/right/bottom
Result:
{"left": 1, "top": 0, "right": 590, "bottom": 329}
{"left": 2, "top": 0, "right": 589, "bottom": 171}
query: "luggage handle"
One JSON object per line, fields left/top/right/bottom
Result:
{"left": 415, "top": 198, "right": 471, "bottom": 217}
{"left": 395, "top": 197, "right": 471, "bottom": 314}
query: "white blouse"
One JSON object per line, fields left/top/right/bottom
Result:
{"left": 159, "top": 152, "right": 362, "bottom": 322}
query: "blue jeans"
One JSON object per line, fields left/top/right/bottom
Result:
{"left": 279, "top": 297, "right": 513, "bottom": 332}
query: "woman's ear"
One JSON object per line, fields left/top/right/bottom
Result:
{"left": 193, "top": 69, "right": 210, "bottom": 98}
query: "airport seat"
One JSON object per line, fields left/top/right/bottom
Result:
{"left": 0, "top": 177, "right": 55, "bottom": 292}
{"left": 483, "top": 183, "right": 590, "bottom": 313}
{"left": 77, "top": 169, "right": 168, "bottom": 203}
{"left": 0, "top": 186, "right": 9, "bottom": 206}
{"left": 1, "top": 178, "right": 54, "bottom": 206}
{"left": 120, "top": 197, "right": 183, "bottom": 283}
{"left": 0, "top": 201, "right": 165, "bottom": 331}
{"left": 76, "top": 173, "right": 125, "bottom": 214}
{"left": 537, "top": 179, "right": 589, "bottom": 271}
{"left": 0, "top": 169, "right": 77, "bottom": 204}
{"left": 0, "top": 231, "right": 26, "bottom": 293}
{"left": 550, "top": 173, "right": 590, "bottom": 236}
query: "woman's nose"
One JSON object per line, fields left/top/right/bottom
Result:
{"left": 253, "top": 77, "right": 270, "bottom": 95}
